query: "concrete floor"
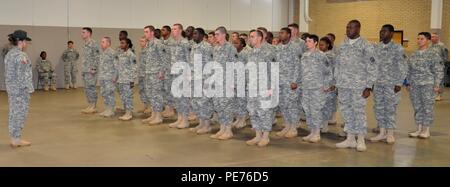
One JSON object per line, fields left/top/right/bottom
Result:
{"left": 0, "top": 88, "right": 449, "bottom": 167}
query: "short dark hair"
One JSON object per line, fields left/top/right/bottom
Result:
{"left": 120, "top": 30, "right": 128, "bottom": 36}
{"left": 257, "top": 27, "right": 268, "bottom": 35}
{"left": 121, "top": 38, "right": 133, "bottom": 49}
{"left": 280, "top": 27, "right": 291, "bottom": 36}
{"left": 40, "top": 51, "right": 47, "bottom": 58}
{"left": 239, "top": 33, "right": 248, "bottom": 37}
{"left": 307, "top": 34, "right": 319, "bottom": 43}
{"left": 320, "top": 37, "right": 333, "bottom": 50}
{"left": 144, "top": 25, "right": 155, "bottom": 32}
{"left": 154, "top": 29, "right": 161, "bottom": 39}
{"left": 419, "top": 32, "right": 432, "bottom": 40}
{"left": 250, "top": 29, "right": 264, "bottom": 41}
{"left": 238, "top": 38, "right": 246, "bottom": 48}
{"left": 195, "top": 28, "right": 206, "bottom": 37}
{"left": 68, "top": 41, "right": 74, "bottom": 45}
{"left": 162, "top": 25, "right": 171, "bottom": 33}
{"left": 326, "top": 33, "right": 336, "bottom": 40}
{"left": 382, "top": 24, "right": 395, "bottom": 32}
{"left": 82, "top": 27, "right": 93, "bottom": 34}
{"left": 208, "top": 31, "right": 215, "bottom": 36}
{"left": 288, "top": 23, "right": 299, "bottom": 29}
{"left": 301, "top": 32, "right": 310, "bottom": 40}
{"left": 349, "top": 20, "right": 361, "bottom": 28}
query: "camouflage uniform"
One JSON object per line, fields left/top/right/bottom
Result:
{"left": 115, "top": 49, "right": 137, "bottom": 112}
{"left": 190, "top": 41, "right": 214, "bottom": 120}
{"left": 373, "top": 41, "right": 408, "bottom": 129}
{"left": 161, "top": 38, "right": 174, "bottom": 107}
{"left": 407, "top": 48, "right": 444, "bottom": 127}
{"left": 82, "top": 39, "right": 100, "bottom": 105}
{"left": 169, "top": 38, "right": 191, "bottom": 116}
{"left": 275, "top": 40, "right": 304, "bottom": 125}
{"left": 321, "top": 50, "right": 338, "bottom": 125}
{"left": 138, "top": 45, "right": 149, "bottom": 107}
{"left": 234, "top": 47, "right": 250, "bottom": 119}
{"left": 335, "top": 37, "right": 378, "bottom": 135}
{"left": 4, "top": 47, "right": 34, "bottom": 139}
{"left": 36, "top": 58, "right": 57, "bottom": 88}
{"left": 211, "top": 42, "right": 238, "bottom": 125}
{"left": 291, "top": 38, "right": 307, "bottom": 122}
{"left": 430, "top": 42, "right": 448, "bottom": 92}
{"left": 98, "top": 47, "right": 117, "bottom": 108}
{"left": 247, "top": 45, "right": 276, "bottom": 132}
{"left": 62, "top": 48, "right": 80, "bottom": 86}
{"left": 144, "top": 39, "right": 166, "bottom": 112}
{"left": 300, "top": 51, "right": 333, "bottom": 130}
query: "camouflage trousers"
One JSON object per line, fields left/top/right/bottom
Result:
{"left": 212, "top": 97, "right": 235, "bottom": 125}
{"left": 163, "top": 74, "right": 174, "bottom": 107}
{"left": 82, "top": 72, "right": 98, "bottom": 105}
{"left": 302, "top": 89, "right": 327, "bottom": 129}
{"left": 64, "top": 61, "right": 78, "bottom": 85}
{"left": 409, "top": 84, "right": 436, "bottom": 127}
{"left": 117, "top": 82, "right": 134, "bottom": 112}
{"left": 296, "top": 88, "right": 305, "bottom": 127}
{"left": 192, "top": 96, "right": 213, "bottom": 120}
{"left": 7, "top": 89, "right": 30, "bottom": 139}
{"left": 321, "top": 90, "right": 337, "bottom": 127}
{"left": 248, "top": 98, "right": 275, "bottom": 132}
{"left": 145, "top": 74, "right": 164, "bottom": 112}
{"left": 138, "top": 77, "right": 148, "bottom": 106}
{"left": 338, "top": 88, "right": 368, "bottom": 135}
{"left": 234, "top": 96, "right": 248, "bottom": 118}
{"left": 39, "top": 72, "right": 57, "bottom": 87}
{"left": 279, "top": 85, "right": 301, "bottom": 124}
{"left": 100, "top": 80, "right": 116, "bottom": 108}
{"left": 373, "top": 84, "right": 401, "bottom": 129}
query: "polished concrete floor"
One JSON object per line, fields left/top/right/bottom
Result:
{"left": 0, "top": 88, "right": 449, "bottom": 167}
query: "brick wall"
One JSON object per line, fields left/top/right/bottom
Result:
{"left": 308, "top": 0, "right": 446, "bottom": 53}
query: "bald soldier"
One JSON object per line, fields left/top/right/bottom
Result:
{"left": 98, "top": 37, "right": 117, "bottom": 118}
{"left": 334, "top": 20, "right": 378, "bottom": 152}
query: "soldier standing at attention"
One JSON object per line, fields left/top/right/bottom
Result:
{"left": 209, "top": 26, "right": 238, "bottom": 140}
{"left": 142, "top": 26, "right": 166, "bottom": 125}
{"left": 80, "top": 27, "right": 100, "bottom": 114}
{"left": 160, "top": 25, "right": 176, "bottom": 118}
{"left": 369, "top": 24, "right": 408, "bottom": 144}
{"left": 334, "top": 20, "right": 378, "bottom": 152}
{"left": 98, "top": 37, "right": 117, "bottom": 118}
{"left": 168, "top": 23, "right": 192, "bottom": 129}
{"left": 430, "top": 33, "right": 448, "bottom": 101}
{"left": 114, "top": 38, "right": 137, "bottom": 121}
{"left": 62, "top": 41, "right": 80, "bottom": 89}
{"left": 300, "top": 34, "right": 334, "bottom": 143}
{"left": 4, "top": 30, "right": 33, "bottom": 147}
{"left": 274, "top": 27, "right": 303, "bottom": 139}
{"left": 245, "top": 29, "right": 276, "bottom": 147}
{"left": 407, "top": 32, "right": 444, "bottom": 139}
{"left": 188, "top": 28, "right": 214, "bottom": 134}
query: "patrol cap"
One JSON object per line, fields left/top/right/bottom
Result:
{"left": 8, "top": 30, "right": 32, "bottom": 41}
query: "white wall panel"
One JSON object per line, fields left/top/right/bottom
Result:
{"left": 250, "top": 0, "right": 272, "bottom": 30}
{"left": 205, "top": 0, "right": 231, "bottom": 30}
{"left": 33, "top": 0, "right": 68, "bottom": 27}
{"left": 0, "top": 0, "right": 33, "bottom": 26}
{"left": 230, "top": 0, "right": 252, "bottom": 31}
{"left": 0, "top": 0, "right": 289, "bottom": 31}
{"left": 68, "top": 0, "right": 101, "bottom": 27}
